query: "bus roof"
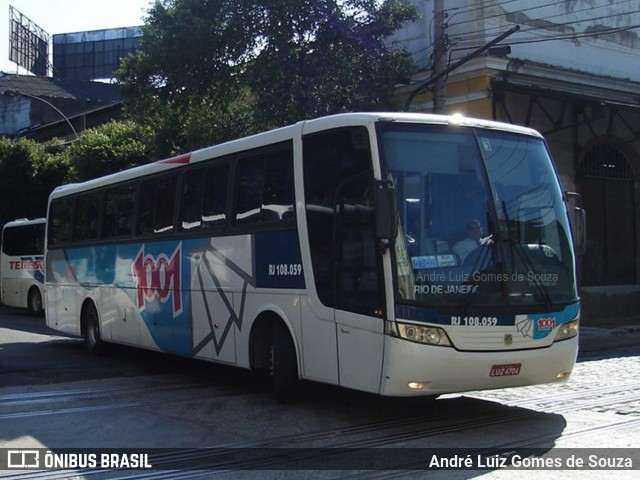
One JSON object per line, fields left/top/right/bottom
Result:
{"left": 3, "top": 218, "right": 46, "bottom": 229}
{"left": 49, "top": 112, "right": 543, "bottom": 200}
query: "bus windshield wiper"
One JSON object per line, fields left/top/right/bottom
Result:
{"left": 501, "top": 201, "right": 553, "bottom": 309}
{"left": 458, "top": 243, "right": 493, "bottom": 314}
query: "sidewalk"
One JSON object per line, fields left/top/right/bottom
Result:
{"left": 579, "top": 285, "right": 640, "bottom": 328}
{"left": 578, "top": 324, "right": 640, "bottom": 361}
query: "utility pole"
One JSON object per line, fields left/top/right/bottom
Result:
{"left": 432, "top": 0, "right": 447, "bottom": 113}
{"left": 403, "top": 25, "right": 520, "bottom": 112}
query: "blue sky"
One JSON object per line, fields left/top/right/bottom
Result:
{"left": 1, "top": 0, "right": 152, "bottom": 73}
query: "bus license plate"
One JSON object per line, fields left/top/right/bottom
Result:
{"left": 490, "top": 363, "right": 521, "bottom": 377}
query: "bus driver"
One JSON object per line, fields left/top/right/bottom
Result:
{"left": 453, "top": 219, "right": 490, "bottom": 263}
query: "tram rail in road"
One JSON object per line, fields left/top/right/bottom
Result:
{"left": 1, "top": 307, "right": 639, "bottom": 479}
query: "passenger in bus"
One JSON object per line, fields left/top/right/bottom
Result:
{"left": 453, "top": 219, "right": 489, "bottom": 263}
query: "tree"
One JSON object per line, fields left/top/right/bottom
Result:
{"left": 116, "top": 0, "right": 262, "bottom": 155}
{"left": 62, "top": 121, "right": 156, "bottom": 183}
{"left": 248, "top": 0, "right": 417, "bottom": 127}
{"left": 0, "top": 138, "right": 48, "bottom": 223}
{"left": 0, "top": 121, "right": 157, "bottom": 225}
{"left": 116, "top": 0, "right": 417, "bottom": 153}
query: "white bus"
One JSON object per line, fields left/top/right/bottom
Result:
{"left": 1, "top": 218, "right": 46, "bottom": 315}
{"left": 45, "top": 113, "right": 581, "bottom": 401}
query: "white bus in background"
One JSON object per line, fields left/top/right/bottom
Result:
{"left": 1, "top": 218, "right": 46, "bottom": 315}
{"left": 44, "top": 112, "right": 582, "bottom": 401}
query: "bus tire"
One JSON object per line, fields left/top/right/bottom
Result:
{"left": 83, "top": 303, "right": 104, "bottom": 355}
{"left": 272, "top": 322, "right": 304, "bottom": 403}
{"left": 28, "top": 287, "right": 44, "bottom": 316}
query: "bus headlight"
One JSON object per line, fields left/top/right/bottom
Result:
{"left": 554, "top": 319, "right": 579, "bottom": 342}
{"left": 392, "top": 322, "right": 452, "bottom": 347}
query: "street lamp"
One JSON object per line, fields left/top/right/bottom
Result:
{"left": 2, "top": 89, "right": 79, "bottom": 139}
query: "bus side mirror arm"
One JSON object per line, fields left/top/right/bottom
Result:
{"left": 373, "top": 180, "right": 398, "bottom": 251}
{"left": 566, "top": 191, "right": 587, "bottom": 256}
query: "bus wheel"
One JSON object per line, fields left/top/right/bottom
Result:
{"left": 83, "top": 303, "right": 104, "bottom": 355}
{"left": 28, "top": 287, "right": 43, "bottom": 316}
{"left": 271, "top": 322, "right": 304, "bottom": 403}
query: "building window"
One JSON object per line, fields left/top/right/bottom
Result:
{"left": 579, "top": 144, "right": 635, "bottom": 181}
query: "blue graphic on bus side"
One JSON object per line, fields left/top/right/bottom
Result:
{"left": 51, "top": 231, "right": 304, "bottom": 357}
{"left": 254, "top": 231, "right": 305, "bottom": 289}
{"left": 19, "top": 256, "right": 44, "bottom": 283}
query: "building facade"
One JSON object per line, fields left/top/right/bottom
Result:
{"left": 391, "top": 0, "right": 640, "bottom": 296}
{"left": 0, "top": 74, "right": 122, "bottom": 141}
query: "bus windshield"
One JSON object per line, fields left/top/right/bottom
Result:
{"left": 379, "top": 122, "right": 578, "bottom": 311}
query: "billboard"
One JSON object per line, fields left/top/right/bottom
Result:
{"left": 9, "top": 6, "right": 50, "bottom": 76}
{"left": 53, "top": 27, "right": 142, "bottom": 80}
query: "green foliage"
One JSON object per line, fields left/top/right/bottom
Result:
{"left": 116, "top": 0, "right": 418, "bottom": 152}
{"left": 177, "top": 97, "right": 257, "bottom": 154}
{"left": 1, "top": 1, "right": 418, "bottom": 224}
{"left": 248, "top": 0, "right": 417, "bottom": 127}
{"left": 0, "top": 121, "right": 156, "bottom": 224}
{"left": 0, "top": 137, "right": 51, "bottom": 223}
{"left": 117, "top": 0, "right": 262, "bottom": 155}
{"left": 64, "top": 121, "right": 156, "bottom": 183}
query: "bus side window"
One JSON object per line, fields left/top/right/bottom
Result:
{"left": 73, "top": 193, "right": 101, "bottom": 242}
{"left": 3, "top": 222, "right": 45, "bottom": 255}
{"left": 137, "top": 176, "right": 177, "bottom": 236}
{"left": 202, "top": 164, "right": 229, "bottom": 228}
{"left": 103, "top": 185, "right": 135, "bottom": 238}
{"left": 48, "top": 199, "right": 73, "bottom": 247}
{"left": 236, "top": 155, "right": 264, "bottom": 225}
{"left": 263, "top": 155, "right": 294, "bottom": 221}
{"left": 154, "top": 177, "right": 177, "bottom": 234}
{"left": 303, "top": 127, "right": 383, "bottom": 315}
{"left": 181, "top": 169, "right": 205, "bottom": 230}
{"left": 234, "top": 145, "right": 294, "bottom": 226}
{"left": 181, "top": 164, "right": 230, "bottom": 231}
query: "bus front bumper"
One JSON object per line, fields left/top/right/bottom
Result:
{"left": 379, "top": 335, "right": 579, "bottom": 397}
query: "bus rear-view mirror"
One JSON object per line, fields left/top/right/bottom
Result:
{"left": 373, "top": 180, "right": 398, "bottom": 248}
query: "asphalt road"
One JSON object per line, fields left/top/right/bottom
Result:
{"left": 1, "top": 306, "right": 639, "bottom": 479}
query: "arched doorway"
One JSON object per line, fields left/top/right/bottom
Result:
{"left": 579, "top": 143, "right": 636, "bottom": 285}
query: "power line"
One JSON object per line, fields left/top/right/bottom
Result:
{"left": 447, "top": 0, "right": 638, "bottom": 45}
{"left": 448, "top": 0, "right": 636, "bottom": 30}
{"left": 503, "top": 23, "right": 640, "bottom": 46}
{"left": 446, "top": 0, "right": 525, "bottom": 18}
{"left": 447, "top": 17, "right": 640, "bottom": 54}
{"left": 445, "top": 3, "right": 640, "bottom": 59}
{"left": 400, "top": 0, "right": 638, "bottom": 111}
{"left": 403, "top": 25, "right": 520, "bottom": 111}
{"left": 402, "top": 0, "right": 638, "bottom": 73}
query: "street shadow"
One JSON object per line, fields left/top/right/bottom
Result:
{"left": 0, "top": 373, "right": 566, "bottom": 475}
{"left": 0, "top": 306, "right": 65, "bottom": 336}
{"left": 0, "top": 315, "right": 568, "bottom": 477}
{"left": 0, "top": 334, "right": 259, "bottom": 388}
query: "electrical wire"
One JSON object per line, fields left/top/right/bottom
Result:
{"left": 397, "top": 0, "right": 638, "bottom": 74}
{"left": 448, "top": 0, "right": 636, "bottom": 30}
{"left": 447, "top": 0, "right": 638, "bottom": 47}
